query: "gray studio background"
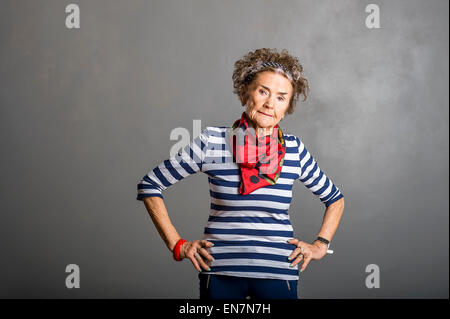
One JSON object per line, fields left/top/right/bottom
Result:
{"left": 0, "top": 0, "right": 448, "bottom": 298}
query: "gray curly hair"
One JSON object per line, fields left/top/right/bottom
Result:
{"left": 232, "top": 48, "right": 310, "bottom": 114}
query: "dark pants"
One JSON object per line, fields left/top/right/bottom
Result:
{"left": 199, "top": 273, "right": 298, "bottom": 299}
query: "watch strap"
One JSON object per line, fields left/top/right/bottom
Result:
{"left": 316, "top": 236, "right": 330, "bottom": 248}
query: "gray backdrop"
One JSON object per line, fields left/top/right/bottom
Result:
{"left": 0, "top": 0, "right": 448, "bottom": 298}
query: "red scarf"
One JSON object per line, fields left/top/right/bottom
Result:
{"left": 230, "top": 112, "right": 286, "bottom": 195}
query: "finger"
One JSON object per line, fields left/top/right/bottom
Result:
{"left": 298, "top": 241, "right": 308, "bottom": 248}
{"left": 289, "top": 253, "right": 304, "bottom": 268}
{"left": 195, "top": 250, "right": 211, "bottom": 265}
{"left": 194, "top": 252, "right": 211, "bottom": 271}
{"left": 198, "top": 247, "right": 214, "bottom": 262}
{"left": 188, "top": 255, "right": 202, "bottom": 272}
{"left": 300, "top": 255, "right": 312, "bottom": 272}
{"left": 287, "top": 238, "right": 299, "bottom": 246}
{"left": 288, "top": 247, "right": 302, "bottom": 261}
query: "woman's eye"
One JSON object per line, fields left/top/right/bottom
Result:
{"left": 259, "top": 89, "right": 267, "bottom": 95}
{"left": 278, "top": 96, "right": 284, "bottom": 101}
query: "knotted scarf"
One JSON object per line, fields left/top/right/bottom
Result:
{"left": 229, "top": 112, "right": 286, "bottom": 195}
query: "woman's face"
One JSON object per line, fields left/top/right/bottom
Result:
{"left": 241, "top": 71, "right": 293, "bottom": 136}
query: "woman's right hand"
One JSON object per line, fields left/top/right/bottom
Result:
{"left": 179, "top": 240, "right": 215, "bottom": 272}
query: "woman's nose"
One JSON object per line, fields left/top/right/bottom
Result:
{"left": 264, "top": 98, "right": 275, "bottom": 109}
{"left": 265, "top": 102, "right": 273, "bottom": 110}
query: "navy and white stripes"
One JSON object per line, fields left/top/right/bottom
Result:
{"left": 137, "top": 126, "right": 343, "bottom": 280}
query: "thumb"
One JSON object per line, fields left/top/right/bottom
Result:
{"left": 201, "top": 240, "right": 215, "bottom": 248}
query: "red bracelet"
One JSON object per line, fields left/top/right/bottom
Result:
{"left": 173, "top": 239, "right": 187, "bottom": 261}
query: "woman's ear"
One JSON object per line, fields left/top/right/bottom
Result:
{"left": 240, "top": 85, "right": 248, "bottom": 106}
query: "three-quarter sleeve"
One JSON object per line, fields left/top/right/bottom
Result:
{"left": 296, "top": 137, "right": 344, "bottom": 207}
{"left": 136, "top": 128, "right": 210, "bottom": 201}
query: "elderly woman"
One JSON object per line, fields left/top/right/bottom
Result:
{"left": 137, "top": 48, "right": 345, "bottom": 299}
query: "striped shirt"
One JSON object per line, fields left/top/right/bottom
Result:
{"left": 137, "top": 126, "right": 344, "bottom": 280}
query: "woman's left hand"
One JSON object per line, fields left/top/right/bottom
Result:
{"left": 287, "top": 238, "right": 328, "bottom": 272}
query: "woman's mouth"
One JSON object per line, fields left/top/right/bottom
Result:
{"left": 258, "top": 111, "right": 273, "bottom": 117}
